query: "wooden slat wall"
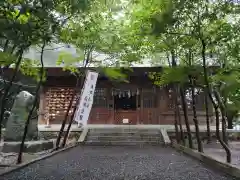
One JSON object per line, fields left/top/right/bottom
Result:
{"left": 39, "top": 77, "right": 211, "bottom": 125}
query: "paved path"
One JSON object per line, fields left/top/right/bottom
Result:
{"left": 204, "top": 141, "right": 240, "bottom": 167}
{"left": 0, "top": 145, "right": 236, "bottom": 180}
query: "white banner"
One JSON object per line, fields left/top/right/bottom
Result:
{"left": 74, "top": 70, "right": 98, "bottom": 126}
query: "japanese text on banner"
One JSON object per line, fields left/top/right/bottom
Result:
{"left": 74, "top": 70, "right": 98, "bottom": 126}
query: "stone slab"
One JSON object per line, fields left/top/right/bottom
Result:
{"left": 78, "top": 128, "right": 88, "bottom": 143}
{"left": 24, "top": 141, "right": 54, "bottom": 153}
{"left": 2, "top": 140, "right": 55, "bottom": 153}
{"left": 4, "top": 91, "right": 35, "bottom": 142}
{"left": 1, "top": 142, "right": 21, "bottom": 153}
{"left": 160, "top": 129, "right": 171, "bottom": 145}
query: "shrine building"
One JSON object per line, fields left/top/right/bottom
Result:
{"left": 36, "top": 67, "right": 211, "bottom": 128}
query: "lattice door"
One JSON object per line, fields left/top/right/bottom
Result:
{"left": 89, "top": 88, "right": 109, "bottom": 124}
{"left": 141, "top": 89, "right": 158, "bottom": 124}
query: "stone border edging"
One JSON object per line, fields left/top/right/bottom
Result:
{"left": 0, "top": 142, "right": 80, "bottom": 177}
{"left": 160, "top": 129, "right": 171, "bottom": 145}
{"left": 172, "top": 143, "right": 240, "bottom": 178}
{"left": 78, "top": 128, "right": 88, "bottom": 143}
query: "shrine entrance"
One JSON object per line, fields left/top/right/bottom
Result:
{"left": 113, "top": 89, "right": 140, "bottom": 124}
{"left": 114, "top": 94, "right": 137, "bottom": 111}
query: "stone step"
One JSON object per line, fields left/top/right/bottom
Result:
{"left": 88, "top": 133, "right": 155, "bottom": 137}
{"left": 85, "top": 128, "right": 165, "bottom": 146}
{"left": 86, "top": 135, "right": 163, "bottom": 142}
{"left": 84, "top": 140, "right": 164, "bottom": 146}
{"left": 88, "top": 131, "right": 161, "bottom": 135}
{"left": 87, "top": 134, "right": 163, "bottom": 138}
{"left": 88, "top": 128, "right": 160, "bottom": 134}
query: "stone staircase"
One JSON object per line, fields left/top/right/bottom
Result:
{"left": 83, "top": 128, "right": 166, "bottom": 146}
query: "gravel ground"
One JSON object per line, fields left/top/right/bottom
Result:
{"left": 0, "top": 151, "right": 50, "bottom": 165}
{"left": 0, "top": 145, "right": 236, "bottom": 180}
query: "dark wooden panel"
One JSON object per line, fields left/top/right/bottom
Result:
{"left": 114, "top": 110, "right": 139, "bottom": 124}
{"left": 92, "top": 88, "right": 108, "bottom": 108}
{"left": 141, "top": 108, "right": 158, "bottom": 124}
{"left": 89, "top": 108, "right": 111, "bottom": 124}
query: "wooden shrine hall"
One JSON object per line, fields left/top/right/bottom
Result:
{"left": 36, "top": 67, "right": 211, "bottom": 126}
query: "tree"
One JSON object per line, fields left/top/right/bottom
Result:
{"left": 17, "top": 41, "right": 46, "bottom": 164}
{"left": 123, "top": 0, "right": 240, "bottom": 162}
{"left": 0, "top": 0, "right": 91, "bottom": 140}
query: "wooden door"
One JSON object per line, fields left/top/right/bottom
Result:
{"left": 115, "top": 110, "right": 138, "bottom": 124}
{"left": 141, "top": 88, "right": 158, "bottom": 124}
{"left": 113, "top": 93, "right": 139, "bottom": 124}
{"left": 88, "top": 88, "right": 110, "bottom": 124}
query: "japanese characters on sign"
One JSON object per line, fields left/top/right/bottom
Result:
{"left": 73, "top": 70, "right": 98, "bottom": 126}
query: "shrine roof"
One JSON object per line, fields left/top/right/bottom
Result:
{"left": 44, "top": 67, "right": 163, "bottom": 77}
{"left": 4, "top": 66, "right": 220, "bottom": 79}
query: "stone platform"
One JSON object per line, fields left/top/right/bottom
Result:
{"left": 84, "top": 128, "right": 165, "bottom": 146}
{"left": 37, "top": 124, "right": 218, "bottom": 132}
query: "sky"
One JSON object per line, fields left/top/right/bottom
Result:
{"left": 23, "top": 43, "right": 155, "bottom": 67}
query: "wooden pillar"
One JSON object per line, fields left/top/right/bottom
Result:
{"left": 154, "top": 87, "right": 159, "bottom": 124}
{"left": 37, "top": 86, "right": 46, "bottom": 126}
{"left": 140, "top": 88, "right": 143, "bottom": 124}
{"left": 159, "top": 87, "right": 164, "bottom": 124}
{"left": 136, "top": 88, "right": 140, "bottom": 124}
{"left": 109, "top": 87, "right": 115, "bottom": 124}
{"left": 106, "top": 87, "right": 111, "bottom": 124}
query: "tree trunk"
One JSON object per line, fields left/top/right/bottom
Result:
{"left": 201, "top": 39, "right": 231, "bottom": 163}
{"left": 217, "top": 63, "right": 228, "bottom": 144}
{"left": 61, "top": 104, "right": 78, "bottom": 148}
{"left": 204, "top": 90, "right": 211, "bottom": 143}
{"left": 61, "top": 75, "right": 85, "bottom": 148}
{"left": 17, "top": 100, "right": 39, "bottom": 164}
{"left": 17, "top": 43, "right": 45, "bottom": 164}
{"left": 179, "top": 87, "right": 193, "bottom": 149}
{"left": 213, "top": 90, "right": 228, "bottom": 145}
{"left": 174, "top": 109, "right": 180, "bottom": 143}
{"left": 170, "top": 49, "right": 186, "bottom": 145}
{"left": 54, "top": 77, "right": 80, "bottom": 150}
{"left": 60, "top": 47, "right": 93, "bottom": 148}
{"left": 55, "top": 46, "right": 93, "bottom": 150}
{"left": 214, "top": 104, "right": 231, "bottom": 163}
{"left": 173, "top": 85, "right": 184, "bottom": 144}
{"left": 3, "top": 39, "right": 9, "bottom": 52}
{"left": 177, "top": 97, "right": 184, "bottom": 145}
{"left": 189, "top": 76, "right": 203, "bottom": 152}
{"left": 173, "top": 85, "right": 180, "bottom": 143}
